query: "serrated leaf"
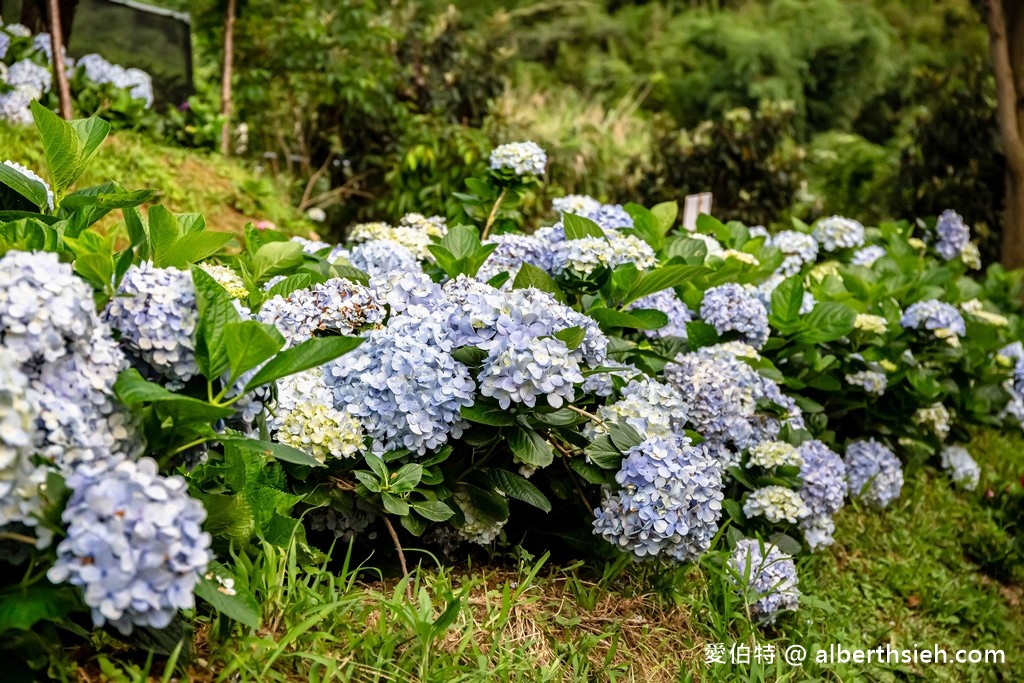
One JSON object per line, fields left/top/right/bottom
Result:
{"left": 113, "top": 368, "right": 235, "bottom": 419}
{"left": 264, "top": 273, "right": 312, "bottom": 299}
{"left": 796, "top": 302, "right": 857, "bottom": 344}
{"left": 148, "top": 205, "right": 181, "bottom": 267}
{"left": 220, "top": 437, "right": 324, "bottom": 467}
{"left": 164, "top": 231, "right": 236, "bottom": 268}
{"left": 0, "top": 584, "right": 80, "bottom": 632}
{"left": 194, "top": 562, "right": 261, "bottom": 629}
{"left": 488, "top": 469, "right": 551, "bottom": 512}
{"left": 0, "top": 162, "right": 50, "bottom": 211}
{"left": 511, "top": 262, "right": 564, "bottom": 300}
{"left": 553, "top": 325, "right": 585, "bottom": 350}
{"left": 389, "top": 464, "right": 423, "bottom": 493}
{"left": 509, "top": 427, "right": 554, "bottom": 468}
{"left": 622, "top": 265, "right": 710, "bottom": 306}
{"left": 31, "top": 100, "right": 82, "bottom": 197}
{"left": 587, "top": 307, "right": 667, "bottom": 331}
{"left": 410, "top": 499, "right": 455, "bottom": 522}
{"left": 585, "top": 434, "right": 622, "bottom": 469}
{"left": 562, "top": 213, "right": 605, "bottom": 240}
{"left": 192, "top": 266, "right": 242, "bottom": 378}
{"left": 252, "top": 241, "right": 304, "bottom": 282}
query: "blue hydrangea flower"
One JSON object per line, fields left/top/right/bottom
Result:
{"left": 0, "top": 32, "right": 9, "bottom": 60}
{"left": 1015, "top": 357, "right": 1024, "bottom": 398}
{"left": 743, "top": 486, "right": 810, "bottom": 524}
{"left": 844, "top": 439, "right": 904, "bottom": 508}
{"left": 729, "top": 539, "right": 800, "bottom": 622}
{"left": 584, "top": 203, "right": 634, "bottom": 230}
{"left": 307, "top": 499, "right": 376, "bottom": 541}
{"left": 663, "top": 344, "right": 804, "bottom": 469}
{"left": 552, "top": 194, "right": 601, "bottom": 218}
{"left": 587, "top": 378, "right": 688, "bottom": 440}
{"left": 371, "top": 271, "right": 446, "bottom": 317}
{"left": 627, "top": 290, "right": 693, "bottom": 340}
{"left": 47, "top": 458, "right": 212, "bottom": 635}
{"left": 489, "top": 141, "right": 547, "bottom": 176}
{"left": 796, "top": 440, "right": 846, "bottom": 550}
{"left": 440, "top": 276, "right": 518, "bottom": 350}
{"left": 844, "top": 370, "right": 887, "bottom": 395}
{"left": 73, "top": 54, "right": 153, "bottom": 107}
{"left": 348, "top": 239, "right": 421, "bottom": 277}
{"left": 581, "top": 363, "right": 644, "bottom": 397}
{"left": 325, "top": 312, "right": 475, "bottom": 455}
{"left": 593, "top": 435, "right": 724, "bottom": 562}
{"left": 257, "top": 278, "right": 384, "bottom": 347}
{"left": 699, "top": 283, "right": 770, "bottom": 348}
{"left": 939, "top": 445, "right": 980, "bottom": 491}
{"left": 812, "top": 216, "right": 866, "bottom": 252}
{"left": 103, "top": 263, "right": 199, "bottom": 381}
{"left": 7, "top": 59, "right": 52, "bottom": 98}
{"left": 770, "top": 230, "right": 818, "bottom": 276}
{"left": 506, "top": 288, "right": 608, "bottom": 366}
{"left": 479, "top": 335, "right": 583, "bottom": 409}
{"left": 935, "top": 210, "right": 970, "bottom": 261}
{"left": 900, "top": 299, "right": 966, "bottom": 344}
{"left": 0, "top": 89, "right": 34, "bottom": 125}
{"left": 477, "top": 233, "right": 554, "bottom": 283}
{"left": 850, "top": 245, "right": 886, "bottom": 267}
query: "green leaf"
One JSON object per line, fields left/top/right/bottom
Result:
{"left": 31, "top": 100, "right": 83, "bottom": 197}
{"left": 381, "top": 492, "right": 410, "bottom": 516}
{"left": 164, "top": 232, "right": 236, "bottom": 268}
{"left": 220, "top": 437, "right": 324, "bottom": 467}
{"left": 685, "top": 321, "right": 720, "bottom": 349}
{"left": 440, "top": 223, "right": 481, "bottom": 259}
{"left": 585, "top": 434, "right": 622, "bottom": 469}
{"left": 461, "top": 401, "right": 515, "bottom": 426}
{"left": 0, "top": 162, "right": 50, "bottom": 211}
{"left": 769, "top": 276, "right": 805, "bottom": 328}
{"left": 148, "top": 205, "right": 181, "bottom": 267}
{"left": 223, "top": 320, "right": 284, "bottom": 379}
{"left": 389, "top": 464, "right": 423, "bottom": 493}
{"left": 489, "top": 469, "right": 551, "bottom": 512}
{"left": 509, "top": 427, "right": 554, "bottom": 468}
{"left": 113, "top": 368, "right": 235, "bottom": 420}
{"left": 410, "top": 499, "right": 455, "bottom": 522}
{"left": 650, "top": 202, "right": 678, "bottom": 234}
{"left": 264, "top": 273, "right": 312, "bottom": 299}
{"left": 252, "top": 241, "right": 304, "bottom": 282}
{"left": 553, "top": 325, "right": 585, "bottom": 350}
{"left": 0, "top": 584, "right": 80, "bottom": 632}
{"left": 562, "top": 213, "right": 605, "bottom": 240}
{"left": 568, "top": 457, "right": 613, "bottom": 485}
{"left": 69, "top": 116, "right": 111, "bottom": 167}
{"left": 796, "top": 302, "right": 857, "bottom": 344}
{"left": 609, "top": 422, "right": 644, "bottom": 451}
{"left": 622, "top": 265, "right": 709, "bottom": 306}
{"left": 244, "top": 335, "right": 363, "bottom": 391}
{"left": 192, "top": 266, "right": 242, "bottom": 378}
{"left": 194, "top": 562, "right": 261, "bottom": 629}
{"left": 512, "top": 262, "right": 562, "bottom": 299}
{"left": 364, "top": 453, "right": 388, "bottom": 480}
{"left": 587, "top": 307, "right": 667, "bottom": 331}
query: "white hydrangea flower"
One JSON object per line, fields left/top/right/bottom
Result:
{"left": 747, "top": 441, "right": 803, "bottom": 469}
{"left": 853, "top": 314, "right": 888, "bottom": 334}
{"left": 914, "top": 403, "right": 951, "bottom": 439}
{"left": 743, "top": 486, "right": 811, "bottom": 524}
{"left": 960, "top": 299, "right": 1008, "bottom": 326}
{"left": 198, "top": 263, "right": 248, "bottom": 299}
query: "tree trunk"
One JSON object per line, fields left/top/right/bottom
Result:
{"left": 220, "top": 0, "right": 238, "bottom": 156}
{"left": 46, "top": 0, "right": 73, "bottom": 120}
{"left": 988, "top": 0, "right": 1024, "bottom": 267}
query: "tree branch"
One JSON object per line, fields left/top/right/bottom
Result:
{"left": 988, "top": 0, "right": 1024, "bottom": 176}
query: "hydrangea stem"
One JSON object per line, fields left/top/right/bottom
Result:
{"left": 382, "top": 516, "right": 413, "bottom": 600}
{"left": 481, "top": 188, "right": 507, "bottom": 240}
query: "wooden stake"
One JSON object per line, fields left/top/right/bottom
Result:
{"left": 46, "top": 0, "right": 73, "bottom": 120}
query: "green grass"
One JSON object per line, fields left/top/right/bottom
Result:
{"left": 71, "top": 426, "right": 1024, "bottom": 682}
{"left": 1, "top": 121, "right": 311, "bottom": 235}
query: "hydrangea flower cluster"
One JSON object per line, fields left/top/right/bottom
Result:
{"left": 850, "top": 245, "right": 886, "bottom": 267}
{"left": 587, "top": 378, "right": 688, "bottom": 440}
{"left": 743, "top": 486, "right": 810, "bottom": 524}
{"left": 854, "top": 313, "right": 888, "bottom": 334}
{"left": 844, "top": 439, "right": 904, "bottom": 508}
{"left": 372, "top": 271, "right": 446, "bottom": 316}
{"left": 552, "top": 194, "right": 601, "bottom": 217}
{"left": 6, "top": 59, "right": 51, "bottom": 98}
{"left": 269, "top": 368, "right": 364, "bottom": 462}
{"left": 257, "top": 278, "right": 384, "bottom": 347}
{"left": 747, "top": 441, "right": 803, "bottom": 469}
{"left": 663, "top": 344, "right": 803, "bottom": 469}
{"left": 307, "top": 501, "right": 376, "bottom": 541}
{"left": 73, "top": 54, "right": 153, "bottom": 108}
{"left": 0, "top": 347, "right": 47, "bottom": 542}
{"left": 900, "top": 300, "right": 966, "bottom": 344}
{"left": 197, "top": 263, "right": 248, "bottom": 299}
{"left": 348, "top": 239, "right": 421, "bottom": 277}
{"left": 347, "top": 219, "right": 438, "bottom": 261}
{"left": 400, "top": 212, "right": 448, "bottom": 237}
{"left": 812, "top": 216, "right": 866, "bottom": 252}
{"left": 593, "top": 435, "right": 724, "bottom": 562}
{"left": 627, "top": 290, "right": 693, "bottom": 339}
{"left": 699, "top": 284, "right": 770, "bottom": 348}
{"left": 914, "top": 402, "right": 951, "bottom": 439}
{"left": 1, "top": 251, "right": 136, "bottom": 481}
{"left": 102, "top": 263, "right": 199, "bottom": 381}
{"left": 47, "top": 459, "right": 211, "bottom": 635}
{"left": 796, "top": 440, "right": 846, "bottom": 550}
{"left": 489, "top": 141, "right": 547, "bottom": 176}
{"left": 939, "top": 445, "right": 980, "bottom": 490}
{"left": 581, "top": 362, "right": 643, "bottom": 397}
{"left": 549, "top": 232, "right": 656, "bottom": 277}
{"left": 0, "top": 88, "right": 33, "bottom": 125}
{"left": 729, "top": 539, "right": 800, "bottom": 622}
{"left": 934, "top": 210, "right": 970, "bottom": 261}
{"left": 476, "top": 233, "right": 556, "bottom": 283}
{"left": 2, "top": 160, "right": 54, "bottom": 210}
{"left": 583, "top": 203, "right": 634, "bottom": 230}
{"left": 479, "top": 336, "right": 583, "bottom": 409}
{"left": 960, "top": 299, "right": 1009, "bottom": 327}
{"left": 844, "top": 370, "right": 887, "bottom": 395}
{"left": 325, "top": 312, "right": 475, "bottom": 455}
{"left": 453, "top": 488, "right": 508, "bottom": 544}
{"left": 770, "top": 230, "right": 818, "bottom": 276}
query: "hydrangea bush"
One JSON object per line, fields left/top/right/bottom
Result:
{"left": 1, "top": 113, "right": 1022, "bottom": 673}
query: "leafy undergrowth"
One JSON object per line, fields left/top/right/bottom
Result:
{"left": 0, "top": 122, "right": 309, "bottom": 235}
{"left": 69, "top": 427, "right": 1024, "bottom": 683}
